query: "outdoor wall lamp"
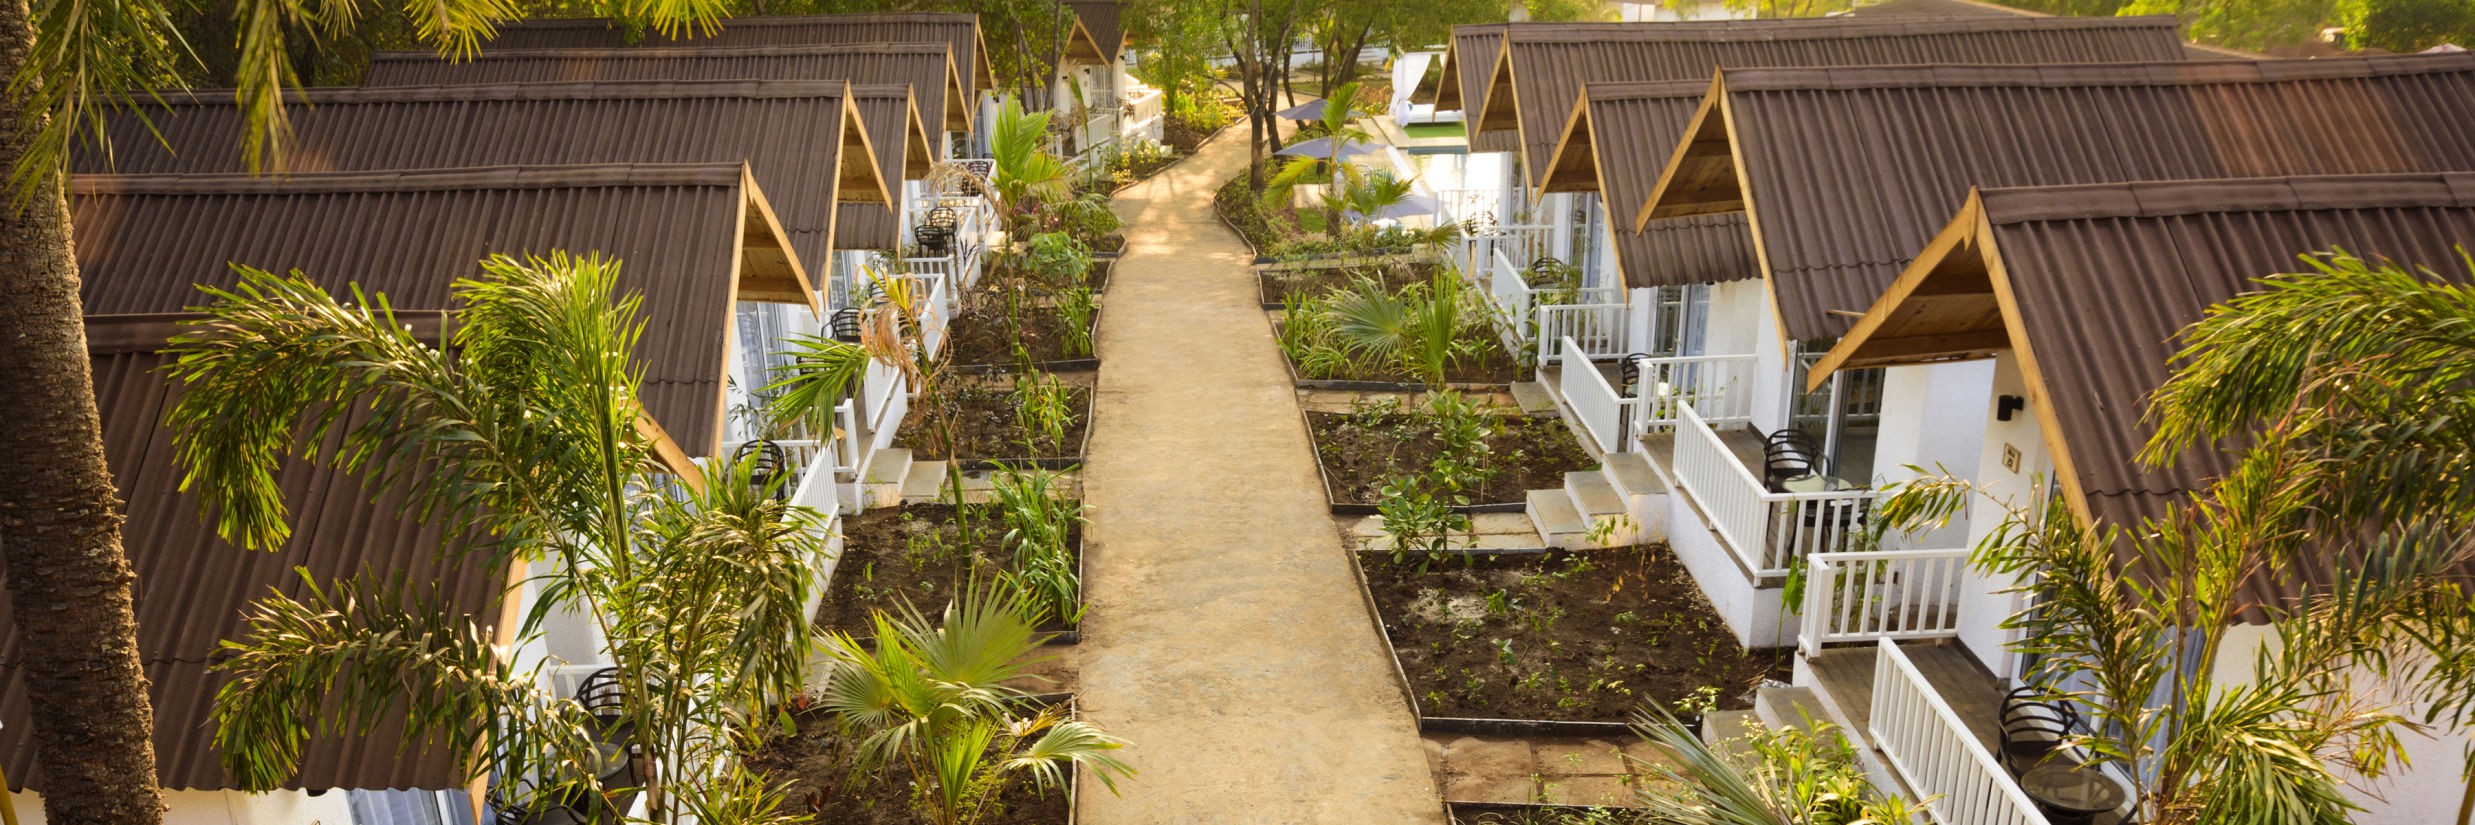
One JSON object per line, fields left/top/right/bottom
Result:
{"left": 1997, "top": 395, "right": 2026, "bottom": 422}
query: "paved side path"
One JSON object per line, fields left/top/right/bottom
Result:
{"left": 1075, "top": 126, "right": 1445, "bottom": 824}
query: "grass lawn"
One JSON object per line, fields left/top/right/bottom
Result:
{"left": 1403, "top": 122, "right": 1466, "bottom": 140}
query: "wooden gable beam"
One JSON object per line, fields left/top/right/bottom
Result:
{"left": 735, "top": 165, "right": 821, "bottom": 314}
{"left": 836, "top": 92, "right": 894, "bottom": 207}
{"left": 941, "top": 53, "right": 974, "bottom": 135}
{"left": 1636, "top": 74, "right": 1744, "bottom": 228}
{"left": 1534, "top": 88, "right": 1598, "bottom": 199}
{"left": 1064, "top": 18, "right": 1109, "bottom": 66}
{"left": 1434, "top": 39, "right": 1465, "bottom": 112}
{"left": 899, "top": 95, "right": 936, "bottom": 178}
{"left": 1476, "top": 39, "right": 1520, "bottom": 135}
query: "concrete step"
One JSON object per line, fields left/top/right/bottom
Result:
{"left": 1755, "top": 686, "right": 1824, "bottom": 734}
{"left": 860, "top": 447, "right": 914, "bottom": 509}
{"left": 901, "top": 459, "right": 950, "bottom": 502}
{"left": 1565, "top": 470, "right": 1626, "bottom": 518}
{"left": 1527, "top": 488, "right": 1587, "bottom": 547}
{"left": 1510, "top": 380, "right": 1559, "bottom": 417}
{"left": 1339, "top": 511, "right": 1539, "bottom": 540}
{"left": 1699, "top": 709, "right": 1760, "bottom": 759}
{"left": 1350, "top": 530, "right": 1552, "bottom": 554}
{"left": 1604, "top": 451, "right": 1666, "bottom": 497}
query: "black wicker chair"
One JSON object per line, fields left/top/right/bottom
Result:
{"left": 732, "top": 439, "right": 792, "bottom": 501}
{"left": 1762, "top": 428, "right": 1824, "bottom": 491}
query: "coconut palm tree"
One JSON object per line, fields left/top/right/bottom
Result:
{"left": 165, "top": 253, "right": 830, "bottom": 823}
{"left": 0, "top": 4, "right": 728, "bottom": 821}
{"left": 814, "top": 587, "right": 1133, "bottom": 825}
{"left": 988, "top": 97, "right": 1074, "bottom": 234}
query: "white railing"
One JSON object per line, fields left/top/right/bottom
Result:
{"left": 832, "top": 400, "right": 861, "bottom": 474}
{"left": 1536, "top": 302, "right": 1629, "bottom": 364}
{"left": 1123, "top": 88, "right": 1164, "bottom": 142}
{"left": 1798, "top": 549, "right": 1969, "bottom": 658}
{"left": 1871, "top": 639, "right": 2051, "bottom": 825}
{"left": 1670, "top": 405, "right": 1889, "bottom": 577}
{"left": 1486, "top": 248, "right": 1532, "bottom": 333}
{"left": 1633, "top": 353, "right": 1758, "bottom": 433}
{"left": 1560, "top": 336, "right": 1631, "bottom": 454}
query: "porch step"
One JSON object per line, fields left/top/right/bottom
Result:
{"left": 901, "top": 459, "right": 949, "bottom": 502}
{"left": 1755, "top": 686, "right": 1825, "bottom": 734}
{"left": 1564, "top": 471, "right": 1626, "bottom": 518}
{"left": 1349, "top": 531, "right": 1554, "bottom": 554}
{"left": 1604, "top": 452, "right": 1666, "bottom": 497}
{"left": 1699, "top": 709, "right": 1761, "bottom": 760}
{"left": 1526, "top": 489, "right": 1587, "bottom": 547}
{"left": 1510, "top": 381, "right": 1559, "bottom": 417}
{"left": 860, "top": 447, "right": 915, "bottom": 509}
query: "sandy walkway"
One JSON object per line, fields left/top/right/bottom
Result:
{"left": 1072, "top": 125, "right": 1445, "bottom": 824}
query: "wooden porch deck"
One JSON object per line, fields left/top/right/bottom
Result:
{"left": 1809, "top": 640, "right": 2006, "bottom": 753}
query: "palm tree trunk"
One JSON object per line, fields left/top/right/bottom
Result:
{"left": 0, "top": 0, "right": 166, "bottom": 821}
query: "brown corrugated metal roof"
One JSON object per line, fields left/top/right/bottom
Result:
{"left": 9, "top": 165, "right": 799, "bottom": 792}
{"left": 1438, "top": 25, "right": 1517, "bottom": 152}
{"left": 68, "top": 80, "right": 883, "bottom": 287}
{"left": 0, "top": 315, "right": 508, "bottom": 793}
{"left": 1490, "top": 15, "right": 2190, "bottom": 187}
{"left": 68, "top": 163, "right": 794, "bottom": 459}
{"left": 1815, "top": 173, "right": 2475, "bottom": 618}
{"left": 481, "top": 14, "right": 996, "bottom": 92}
{"left": 841, "top": 85, "right": 936, "bottom": 250}
{"left": 1558, "top": 80, "right": 1757, "bottom": 288}
{"left": 364, "top": 42, "right": 974, "bottom": 134}
{"left": 1643, "top": 54, "right": 2475, "bottom": 340}
{"left": 1064, "top": 1, "right": 1124, "bottom": 64}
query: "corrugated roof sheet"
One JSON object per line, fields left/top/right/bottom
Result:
{"left": 364, "top": 42, "right": 973, "bottom": 135}
{"left": 1492, "top": 15, "right": 2190, "bottom": 186}
{"left": 68, "top": 80, "right": 879, "bottom": 285}
{"left": 841, "top": 85, "right": 935, "bottom": 250}
{"left": 68, "top": 164, "right": 768, "bottom": 457}
{"left": 1664, "top": 54, "right": 2475, "bottom": 340}
{"left": 1439, "top": 25, "right": 1516, "bottom": 152}
{"left": 1990, "top": 174, "right": 2475, "bottom": 616}
{"left": 1573, "top": 80, "right": 1757, "bottom": 288}
{"left": 0, "top": 318, "right": 506, "bottom": 793}
{"left": 1064, "top": 1, "right": 1125, "bottom": 63}
{"left": 480, "top": 14, "right": 995, "bottom": 93}
{"left": 7, "top": 158, "right": 793, "bottom": 791}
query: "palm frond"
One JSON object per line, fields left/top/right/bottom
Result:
{"left": 1004, "top": 707, "right": 1135, "bottom": 795}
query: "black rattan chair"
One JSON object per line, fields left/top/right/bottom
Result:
{"left": 1763, "top": 428, "right": 1824, "bottom": 490}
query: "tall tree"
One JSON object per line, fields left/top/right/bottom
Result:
{"left": 0, "top": 1, "right": 718, "bottom": 822}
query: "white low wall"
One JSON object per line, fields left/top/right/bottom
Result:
{"left": 9, "top": 788, "right": 356, "bottom": 825}
{"left": 1665, "top": 492, "right": 1793, "bottom": 649}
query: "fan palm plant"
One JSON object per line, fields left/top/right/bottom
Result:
{"left": 815, "top": 588, "right": 1133, "bottom": 825}
{"left": 1332, "top": 170, "right": 1418, "bottom": 232}
{"left": 1629, "top": 704, "right": 1922, "bottom": 825}
{"left": 166, "top": 254, "right": 828, "bottom": 824}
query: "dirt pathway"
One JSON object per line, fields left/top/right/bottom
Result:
{"left": 1073, "top": 125, "right": 1445, "bottom": 824}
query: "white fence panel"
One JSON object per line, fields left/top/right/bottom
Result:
{"left": 1669, "top": 406, "right": 1889, "bottom": 577}
{"left": 1633, "top": 353, "right": 1757, "bottom": 432}
{"left": 1536, "top": 302, "right": 1628, "bottom": 361}
{"left": 1798, "top": 549, "right": 1969, "bottom": 657}
{"left": 1871, "top": 640, "right": 2051, "bottom": 825}
{"left": 1560, "top": 336, "right": 1631, "bottom": 454}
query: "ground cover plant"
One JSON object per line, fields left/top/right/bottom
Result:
{"left": 1308, "top": 394, "right": 1590, "bottom": 506}
{"left": 1362, "top": 546, "right": 1782, "bottom": 722}
{"left": 754, "top": 589, "right": 1131, "bottom": 824}
{"left": 945, "top": 232, "right": 1102, "bottom": 367}
{"left": 1076, "top": 140, "right": 1181, "bottom": 196}
{"left": 812, "top": 467, "right": 1087, "bottom": 634}
{"left": 1276, "top": 265, "right": 1520, "bottom": 385}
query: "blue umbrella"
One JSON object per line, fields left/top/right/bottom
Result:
{"left": 1274, "top": 137, "right": 1378, "bottom": 160}
{"left": 1344, "top": 193, "right": 1442, "bottom": 222}
{"left": 1276, "top": 99, "right": 1330, "bottom": 120}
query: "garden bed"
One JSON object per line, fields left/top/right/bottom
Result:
{"left": 747, "top": 693, "right": 1080, "bottom": 823}
{"left": 1305, "top": 409, "right": 1591, "bottom": 513}
{"left": 1447, "top": 803, "right": 1657, "bottom": 824}
{"left": 1274, "top": 330, "right": 1526, "bottom": 389}
{"left": 1361, "top": 547, "right": 1785, "bottom": 724}
{"left": 896, "top": 383, "right": 1093, "bottom": 468}
{"left": 944, "top": 307, "right": 1103, "bottom": 373}
{"left": 811, "top": 503, "right": 1085, "bottom": 637}
{"left": 1257, "top": 259, "right": 1439, "bottom": 309}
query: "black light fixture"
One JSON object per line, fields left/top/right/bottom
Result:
{"left": 1997, "top": 394, "right": 2026, "bottom": 421}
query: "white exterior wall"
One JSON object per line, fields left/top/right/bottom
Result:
{"left": 9, "top": 789, "right": 356, "bottom": 825}
{"left": 1665, "top": 493, "right": 1794, "bottom": 648}
{"left": 1746, "top": 288, "right": 1792, "bottom": 436}
{"left": 1871, "top": 360, "right": 1996, "bottom": 488}
{"left": 1957, "top": 352, "right": 2053, "bottom": 680}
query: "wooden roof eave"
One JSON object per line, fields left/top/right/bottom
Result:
{"left": 1804, "top": 190, "right": 2091, "bottom": 519}
{"left": 1064, "top": 18, "right": 1110, "bottom": 66}
{"left": 1534, "top": 89, "right": 1599, "bottom": 201}
{"left": 903, "top": 96, "right": 937, "bottom": 177}
{"left": 836, "top": 92, "right": 895, "bottom": 207}
{"left": 1435, "top": 40, "right": 1463, "bottom": 111}
{"left": 1475, "top": 39, "right": 1520, "bottom": 135}
{"left": 944, "top": 53, "right": 975, "bottom": 134}
{"left": 735, "top": 164, "right": 821, "bottom": 316}
{"left": 1635, "top": 74, "right": 1745, "bottom": 230}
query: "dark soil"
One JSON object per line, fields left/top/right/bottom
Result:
{"left": 813, "top": 503, "right": 1083, "bottom": 634}
{"left": 1363, "top": 548, "right": 1788, "bottom": 722}
{"left": 1090, "top": 233, "right": 1127, "bottom": 255}
{"left": 1307, "top": 410, "right": 1592, "bottom": 505}
{"left": 746, "top": 703, "right": 1072, "bottom": 824}
{"left": 896, "top": 385, "right": 1091, "bottom": 461}
{"left": 1454, "top": 809, "right": 1658, "bottom": 825}
{"left": 1259, "top": 260, "right": 1438, "bottom": 306}
{"left": 942, "top": 306, "right": 1097, "bottom": 367}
